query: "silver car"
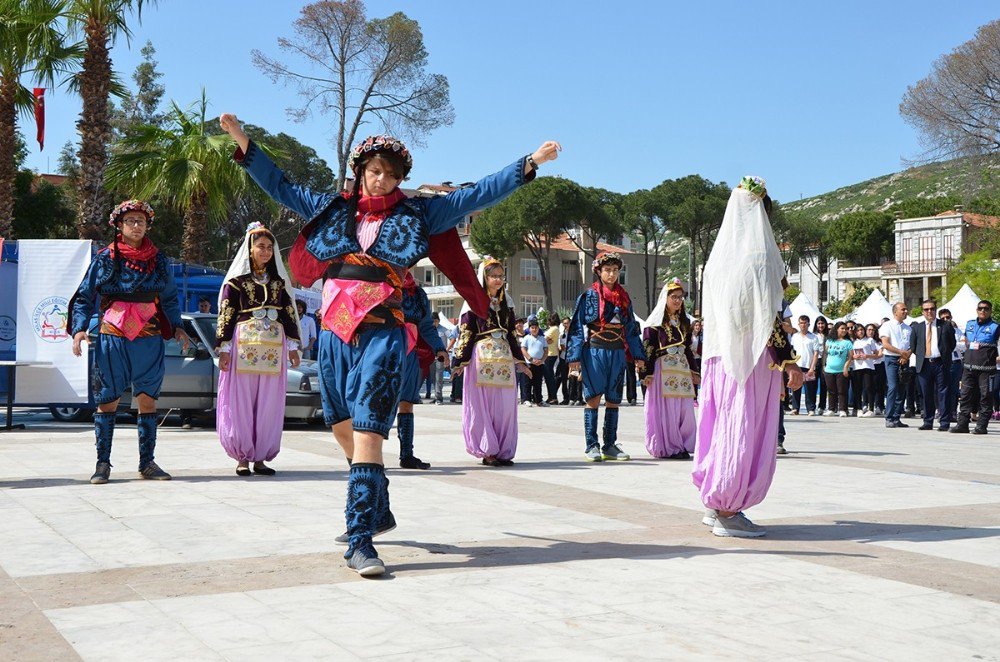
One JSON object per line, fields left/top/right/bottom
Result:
{"left": 49, "top": 312, "right": 324, "bottom": 424}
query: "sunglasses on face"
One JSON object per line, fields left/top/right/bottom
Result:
{"left": 978, "top": 306, "right": 991, "bottom": 311}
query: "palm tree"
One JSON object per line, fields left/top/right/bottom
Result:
{"left": 0, "top": 0, "right": 80, "bottom": 238}
{"left": 67, "top": 0, "right": 152, "bottom": 240}
{"left": 105, "top": 92, "right": 267, "bottom": 264}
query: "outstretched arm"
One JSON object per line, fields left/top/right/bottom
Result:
{"left": 423, "top": 141, "right": 562, "bottom": 235}
{"left": 221, "top": 113, "right": 332, "bottom": 221}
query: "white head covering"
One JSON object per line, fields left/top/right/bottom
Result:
{"left": 645, "top": 277, "right": 686, "bottom": 329}
{"left": 220, "top": 222, "right": 299, "bottom": 326}
{"left": 701, "top": 178, "right": 785, "bottom": 386}
{"left": 461, "top": 258, "right": 512, "bottom": 317}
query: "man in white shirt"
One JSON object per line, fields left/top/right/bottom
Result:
{"left": 789, "top": 315, "right": 819, "bottom": 415}
{"left": 879, "top": 302, "right": 913, "bottom": 428}
{"left": 296, "top": 300, "right": 317, "bottom": 361}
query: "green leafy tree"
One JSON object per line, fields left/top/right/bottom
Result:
{"left": 252, "top": 0, "right": 454, "bottom": 189}
{"left": 109, "top": 38, "right": 163, "bottom": 136}
{"left": 843, "top": 283, "right": 875, "bottom": 310}
{"left": 471, "top": 176, "right": 613, "bottom": 311}
{"left": 942, "top": 251, "right": 1000, "bottom": 304}
{"left": 887, "top": 195, "right": 961, "bottom": 220}
{"left": 105, "top": 92, "right": 265, "bottom": 264}
{"left": 67, "top": 0, "right": 154, "bottom": 240}
{"left": 13, "top": 169, "right": 76, "bottom": 238}
{"left": 825, "top": 210, "right": 896, "bottom": 265}
{"left": 0, "top": 0, "right": 81, "bottom": 237}
{"left": 619, "top": 188, "right": 671, "bottom": 312}
{"left": 650, "top": 175, "right": 729, "bottom": 311}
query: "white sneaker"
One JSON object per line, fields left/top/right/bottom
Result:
{"left": 862, "top": 410, "right": 874, "bottom": 418}
{"left": 712, "top": 512, "right": 766, "bottom": 538}
{"left": 807, "top": 410, "right": 816, "bottom": 417}
{"left": 839, "top": 411, "right": 848, "bottom": 418}
{"left": 701, "top": 508, "right": 717, "bottom": 527}
{"left": 823, "top": 410, "right": 834, "bottom": 417}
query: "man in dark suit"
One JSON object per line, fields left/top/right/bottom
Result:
{"left": 911, "top": 298, "right": 956, "bottom": 431}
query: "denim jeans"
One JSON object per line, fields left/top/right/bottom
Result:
{"left": 884, "top": 358, "right": 903, "bottom": 422}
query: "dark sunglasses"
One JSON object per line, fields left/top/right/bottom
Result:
{"left": 922, "top": 307, "right": 935, "bottom": 312}
{"left": 978, "top": 306, "right": 991, "bottom": 311}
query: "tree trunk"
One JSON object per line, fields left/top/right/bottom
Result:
{"left": 181, "top": 190, "right": 209, "bottom": 264}
{"left": 76, "top": 17, "right": 113, "bottom": 241}
{"left": 0, "top": 79, "right": 18, "bottom": 238}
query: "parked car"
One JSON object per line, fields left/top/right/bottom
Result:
{"left": 49, "top": 313, "right": 323, "bottom": 424}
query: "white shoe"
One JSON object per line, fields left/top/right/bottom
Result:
{"left": 839, "top": 411, "right": 847, "bottom": 418}
{"left": 701, "top": 508, "right": 717, "bottom": 527}
{"left": 712, "top": 512, "right": 766, "bottom": 538}
{"left": 823, "top": 410, "right": 834, "bottom": 417}
{"left": 862, "top": 410, "right": 874, "bottom": 418}
{"left": 807, "top": 410, "right": 816, "bottom": 417}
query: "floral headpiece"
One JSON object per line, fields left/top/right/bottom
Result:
{"left": 108, "top": 199, "right": 154, "bottom": 227}
{"left": 245, "top": 221, "right": 271, "bottom": 237}
{"left": 738, "top": 175, "right": 767, "bottom": 199}
{"left": 666, "top": 277, "right": 685, "bottom": 293}
{"left": 592, "top": 251, "right": 623, "bottom": 274}
{"left": 348, "top": 135, "right": 413, "bottom": 178}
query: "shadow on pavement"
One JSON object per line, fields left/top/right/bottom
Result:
{"left": 764, "top": 520, "right": 1000, "bottom": 544}
{"left": 384, "top": 534, "right": 873, "bottom": 574}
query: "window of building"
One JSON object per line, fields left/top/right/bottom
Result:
{"left": 423, "top": 268, "right": 433, "bottom": 284}
{"left": 520, "top": 258, "right": 541, "bottom": 282}
{"left": 619, "top": 264, "right": 628, "bottom": 286}
{"left": 521, "top": 295, "right": 544, "bottom": 318}
{"left": 944, "top": 233, "right": 955, "bottom": 260}
{"left": 919, "top": 236, "right": 934, "bottom": 271}
{"left": 435, "top": 300, "right": 454, "bottom": 319}
{"left": 790, "top": 258, "right": 800, "bottom": 275}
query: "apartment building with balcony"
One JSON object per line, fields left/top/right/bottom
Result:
{"left": 787, "top": 207, "right": 999, "bottom": 310}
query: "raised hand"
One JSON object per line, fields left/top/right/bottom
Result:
{"left": 531, "top": 140, "right": 562, "bottom": 166}
{"left": 219, "top": 113, "right": 250, "bottom": 152}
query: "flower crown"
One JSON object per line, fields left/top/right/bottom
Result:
{"left": 738, "top": 175, "right": 767, "bottom": 199}
{"left": 246, "top": 221, "right": 270, "bottom": 236}
{"left": 108, "top": 199, "right": 155, "bottom": 227}
{"left": 592, "top": 251, "right": 623, "bottom": 273}
{"left": 348, "top": 135, "right": 413, "bottom": 177}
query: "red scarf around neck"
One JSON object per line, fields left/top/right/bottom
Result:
{"left": 108, "top": 235, "right": 159, "bottom": 267}
{"left": 344, "top": 188, "right": 407, "bottom": 222}
{"left": 592, "top": 280, "right": 630, "bottom": 328}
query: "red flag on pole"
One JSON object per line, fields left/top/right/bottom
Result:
{"left": 33, "top": 88, "right": 45, "bottom": 150}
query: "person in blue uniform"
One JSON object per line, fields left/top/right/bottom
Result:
{"left": 69, "top": 200, "right": 191, "bottom": 484}
{"left": 952, "top": 299, "right": 999, "bottom": 435}
{"left": 566, "top": 251, "right": 646, "bottom": 462}
{"left": 397, "top": 272, "right": 448, "bottom": 470}
{"left": 221, "top": 112, "right": 559, "bottom": 577}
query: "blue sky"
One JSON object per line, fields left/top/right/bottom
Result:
{"left": 19, "top": 1, "right": 1000, "bottom": 203}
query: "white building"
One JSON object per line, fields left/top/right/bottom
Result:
{"left": 787, "top": 207, "right": 997, "bottom": 310}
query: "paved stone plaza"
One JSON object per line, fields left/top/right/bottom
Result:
{"left": 1, "top": 402, "right": 999, "bottom": 661}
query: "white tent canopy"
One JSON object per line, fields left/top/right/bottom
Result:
{"left": 849, "top": 289, "right": 894, "bottom": 326}
{"left": 788, "top": 292, "right": 823, "bottom": 326}
{"left": 940, "top": 284, "right": 982, "bottom": 329}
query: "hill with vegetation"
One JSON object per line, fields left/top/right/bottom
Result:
{"left": 784, "top": 157, "right": 1000, "bottom": 221}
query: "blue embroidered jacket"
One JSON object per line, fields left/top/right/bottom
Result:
{"left": 566, "top": 288, "right": 646, "bottom": 364}
{"left": 237, "top": 141, "right": 534, "bottom": 270}
{"left": 402, "top": 285, "right": 446, "bottom": 354}
{"left": 69, "top": 248, "right": 183, "bottom": 337}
